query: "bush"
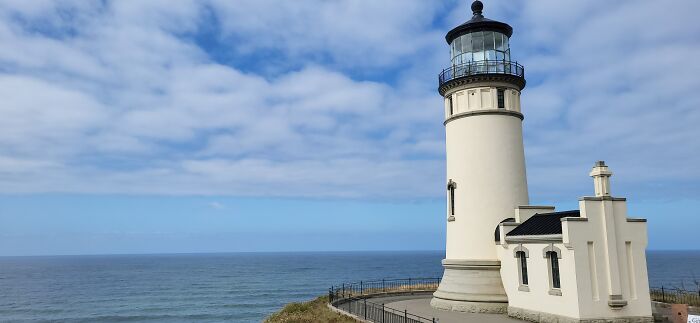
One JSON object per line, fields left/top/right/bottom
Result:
{"left": 265, "top": 296, "right": 358, "bottom": 323}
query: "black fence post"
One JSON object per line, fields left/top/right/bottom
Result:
{"left": 404, "top": 309, "right": 408, "bottom": 323}
{"left": 364, "top": 299, "right": 367, "bottom": 320}
{"left": 662, "top": 286, "right": 665, "bottom": 303}
{"left": 382, "top": 303, "right": 385, "bottom": 323}
{"left": 342, "top": 283, "right": 345, "bottom": 298}
{"left": 382, "top": 278, "right": 385, "bottom": 292}
{"left": 360, "top": 281, "right": 363, "bottom": 295}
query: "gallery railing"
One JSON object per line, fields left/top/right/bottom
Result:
{"left": 438, "top": 60, "right": 524, "bottom": 87}
{"left": 329, "top": 278, "right": 441, "bottom": 323}
{"left": 650, "top": 286, "right": 700, "bottom": 307}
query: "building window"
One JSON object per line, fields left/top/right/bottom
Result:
{"left": 547, "top": 251, "right": 561, "bottom": 289}
{"left": 517, "top": 251, "right": 528, "bottom": 285}
{"left": 447, "top": 180, "right": 457, "bottom": 221}
{"left": 448, "top": 96, "right": 454, "bottom": 115}
{"left": 497, "top": 89, "right": 505, "bottom": 109}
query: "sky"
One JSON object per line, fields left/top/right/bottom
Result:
{"left": 0, "top": 0, "right": 699, "bottom": 256}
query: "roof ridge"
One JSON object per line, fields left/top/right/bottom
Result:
{"left": 533, "top": 210, "right": 580, "bottom": 216}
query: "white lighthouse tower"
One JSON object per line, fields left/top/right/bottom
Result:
{"left": 431, "top": 1, "right": 529, "bottom": 313}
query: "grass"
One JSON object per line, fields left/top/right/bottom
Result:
{"left": 264, "top": 296, "right": 358, "bottom": 323}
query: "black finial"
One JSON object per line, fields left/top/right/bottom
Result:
{"left": 471, "top": 0, "right": 484, "bottom": 17}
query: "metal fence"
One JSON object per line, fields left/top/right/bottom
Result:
{"left": 438, "top": 60, "right": 524, "bottom": 86}
{"left": 329, "top": 278, "right": 440, "bottom": 301}
{"left": 650, "top": 286, "right": 700, "bottom": 307}
{"left": 329, "top": 278, "right": 441, "bottom": 323}
{"left": 337, "top": 297, "right": 437, "bottom": 323}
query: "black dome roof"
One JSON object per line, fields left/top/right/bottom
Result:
{"left": 445, "top": 0, "right": 513, "bottom": 44}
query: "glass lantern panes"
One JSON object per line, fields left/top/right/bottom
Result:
{"left": 462, "top": 33, "right": 471, "bottom": 62}
{"left": 495, "top": 33, "right": 504, "bottom": 51}
{"left": 450, "top": 31, "right": 511, "bottom": 66}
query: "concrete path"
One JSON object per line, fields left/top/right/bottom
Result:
{"left": 380, "top": 296, "right": 524, "bottom": 323}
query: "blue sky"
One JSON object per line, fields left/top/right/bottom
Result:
{"left": 0, "top": 0, "right": 699, "bottom": 256}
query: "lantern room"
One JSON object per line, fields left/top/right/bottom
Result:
{"left": 438, "top": 1, "right": 524, "bottom": 94}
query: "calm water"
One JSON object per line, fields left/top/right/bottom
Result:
{"left": 0, "top": 250, "right": 697, "bottom": 322}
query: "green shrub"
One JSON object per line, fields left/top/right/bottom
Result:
{"left": 265, "top": 296, "right": 357, "bottom": 323}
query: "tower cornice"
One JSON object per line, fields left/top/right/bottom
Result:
{"left": 444, "top": 109, "right": 524, "bottom": 126}
{"left": 439, "top": 74, "right": 526, "bottom": 96}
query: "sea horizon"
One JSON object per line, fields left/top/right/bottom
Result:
{"left": 2, "top": 248, "right": 699, "bottom": 258}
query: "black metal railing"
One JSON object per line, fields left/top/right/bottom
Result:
{"left": 329, "top": 278, "right": 441, "bottom": 323}
{"left": 329, "top": 278, "right": 440, "bottom": 301}
{"left": 650, "top": 286, "right": 700, "bottom": 307}
{"left": 337, "top": 298, "right": 437, "bottom": 323}
{"left": 438, "top": 60, "right": 524, "bottom": 86}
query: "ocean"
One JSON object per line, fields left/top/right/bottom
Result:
{"left": 0, "top": 250, "right": 698, "bottom": 322}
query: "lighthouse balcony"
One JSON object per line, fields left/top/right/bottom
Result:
{"left": 438, "top": 60, "right": 525, "bottom": 94}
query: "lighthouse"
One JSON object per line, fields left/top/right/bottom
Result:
{"left": 431, "top": 1, "right": 529, "bottom": 313}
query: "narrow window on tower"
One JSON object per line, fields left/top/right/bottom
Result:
{"left": 447, "top": 180, "right": 456, "bottom": 221}
{"left": 448, "top": 96, "right": 454, "bottom": 115}
{"left": 497, "top": 88, "right": 505, "bottom": 109}
{"left": 517, "top": 251, "right": 529, "bottom": 286}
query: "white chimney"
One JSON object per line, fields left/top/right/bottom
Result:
{"left": 589, "top": 161, "right": 613, "bottom": 197}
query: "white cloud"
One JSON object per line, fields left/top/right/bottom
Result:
{"left": 209, "top": 0, "right": 443, "bottom": 68}
{"left": 0, "top": 0, "right": 445, "bottom": 198}
{"left": 511, "top": 0, "right": 700, "bottom": 199}
{"left": 208, "top": 201, "right": 224, "bottom": 209}
{"left": 0, "top": 0, "right": 697, "bottom": 201}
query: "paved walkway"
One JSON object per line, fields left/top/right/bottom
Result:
{"left": 377, "top": 295, "right": 524, "bottom": 323}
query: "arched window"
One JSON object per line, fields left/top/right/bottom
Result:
{"left": 447, "top": 179, "right": 457, "bottom": 221}
{"left": 513, "top": 245, "right": 529, "bottom": 291}
{"left": 542, "top": 245, "right": 562, "bottom": 294}
{"left": 547, "top": 251, "right": 561, "bottom": 289}
{"left": 517, "top": 251, "right": 528, "bottom": 286}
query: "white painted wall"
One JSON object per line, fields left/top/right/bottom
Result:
{"left": 443, "top": 83, "right": 528, "bottom": 261}
{"left": 497, "top": 164, "right": 652, "bottom": 321}
{"left": 444, "top": 85, "right": 522, "bottom": 116}
{"left": 564, "top": 198, "right": 652, "bottom": 320}
{"left": 498, "top": 241, "right": 582, "bottom": 318}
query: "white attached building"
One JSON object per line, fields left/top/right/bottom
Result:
{"left": 496, "top": 161, "right": 653, "bottom": 322}
{"left": 431, "top": 2, "right": 654, "bottom": 322}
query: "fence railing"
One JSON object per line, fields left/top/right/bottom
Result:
{"left": 336, "top": 297, "right": 437, "bottom": 323}
{"left": 438, "top": 60, "right": 524, "bottom": 87}
{"left": 650, "top": 286, "right": 700, "bottom": 307}
{"left": 329, "top": 278, "right": 441, "bottom": 323}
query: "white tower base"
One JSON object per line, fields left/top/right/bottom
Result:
{"left": 430, "top": 260, "right": 508, "bottom": 313}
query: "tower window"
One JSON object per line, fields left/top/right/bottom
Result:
{"left": 517, "top": 251, "right": 528, "bottom": 286}
{"left": 497, "top": 89, "right": 505, "bottom": 109}
{"left": 547, "top": 251, "right": 561, "bottom": 289}
{"left": 447, "top": 180, "right": 457, "bottom": 220}
{"left": 448, "top": 96, "right": 454, "bottom": 115}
